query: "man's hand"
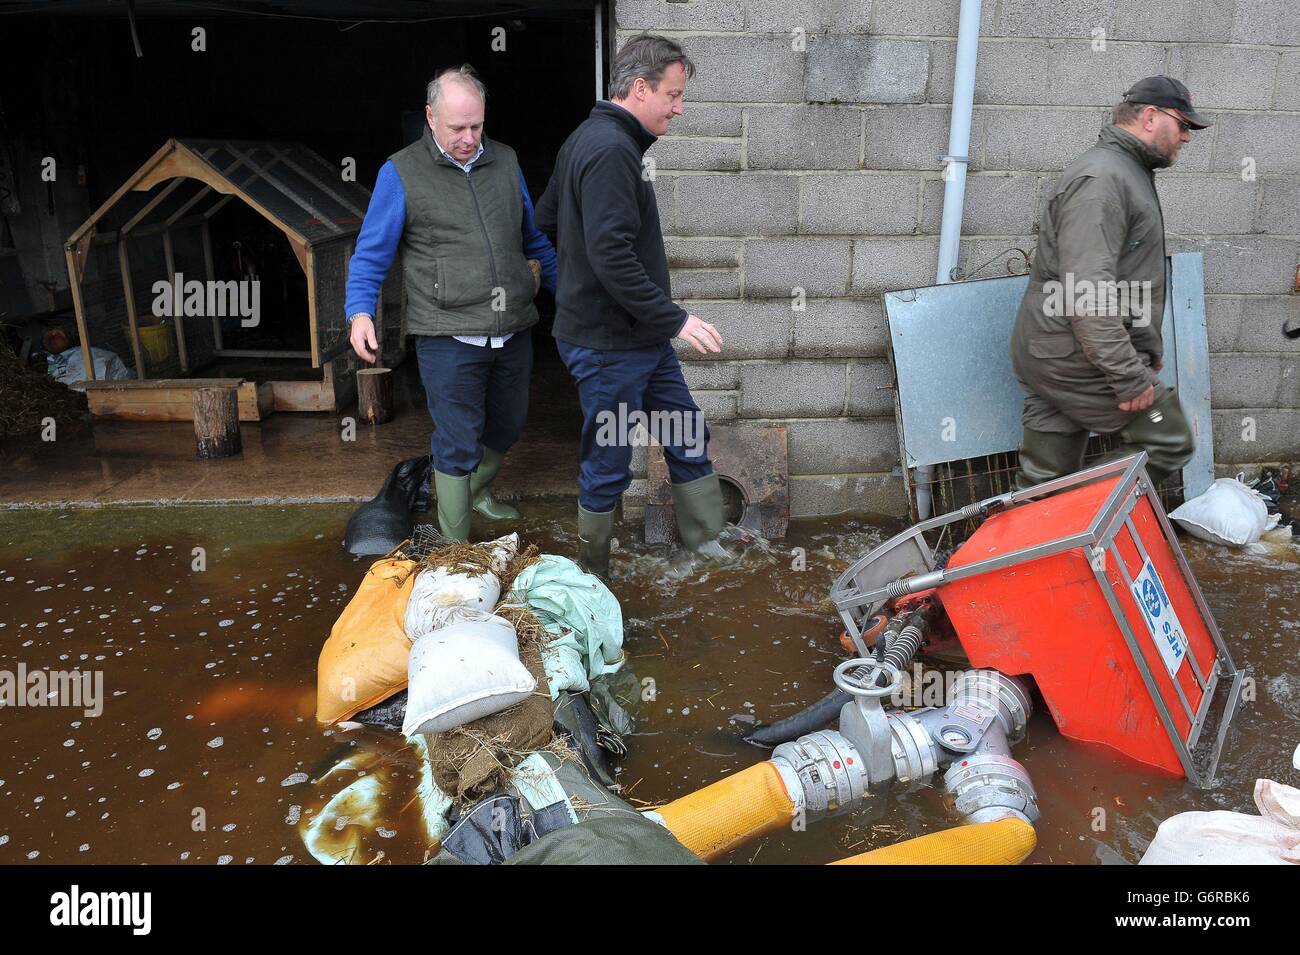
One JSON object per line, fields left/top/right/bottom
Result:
{"left": 1118, "top": 385, "right": 1155, "bottom": 412}
{"left": 675, "top": 314, "right": 722, "bottom": 355}
{"left": 528, "top": 259, "right": 542, "bottom": 296}
{"left": 349, "top": 314, "right": 378, "bottom": 363}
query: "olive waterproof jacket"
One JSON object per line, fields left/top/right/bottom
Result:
{"left": 1011, "top": 124, "right": 1171, "bottom": 435}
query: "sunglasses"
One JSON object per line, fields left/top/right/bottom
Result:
{"left": 1153, "top": 107, "right": 1192, "bottom": 133}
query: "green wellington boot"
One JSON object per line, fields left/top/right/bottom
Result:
{"left": 469, "top": 447, "right": 521, "bottom": 520}
{"left": 1013, "top": 428, "right": 1089, "bottom": 491}
{"left": 670, "top": 473, "right": 727, "bottom": 554}
{"left": 433, "top": 470, "right": 472, "bottom": 542}
{"left": 577, "top": 504, "right": 615, "bottom": 577}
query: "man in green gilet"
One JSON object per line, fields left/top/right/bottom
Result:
{"left": 345, "top": 66, "right": 557, "bottom": 541}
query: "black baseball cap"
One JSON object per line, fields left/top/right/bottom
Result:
{"left": 1123, "top": 76, "right": 1212, "bottom": 129}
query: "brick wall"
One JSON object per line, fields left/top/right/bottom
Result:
{"left": 616, "top": 0, "right": 1300, "bottom": 517}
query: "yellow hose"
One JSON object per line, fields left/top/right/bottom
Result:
{"left": 654, "top": 761, "right": 797, "bottom": 861}
{"left": 830, "top": 817, "right": 1037, "bottom": 865}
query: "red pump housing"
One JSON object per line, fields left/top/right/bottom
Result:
{"left": 940, "top": 468, "right": 1232, "bottom": 779}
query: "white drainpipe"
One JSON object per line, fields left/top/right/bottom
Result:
{"left": 915, "top": 0, "right": 981, "bottom": 519}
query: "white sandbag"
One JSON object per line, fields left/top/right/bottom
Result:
{"left": 402, "top": 533, "right": 520, "bottom": 639}
{"left": 1169, "top": 476, "right": 1271, "bottom": 548}
{"left": 402, "top": 613, "right": 536, "bottom": 737}
{"left": 484, "top": 533, "right": 520, "bottom": 574}
{"left": 405, "top": 566, "right": 501, "bottom": 638}
{"left": 1139, "top": 778, "right": 1300, "bottom": 865}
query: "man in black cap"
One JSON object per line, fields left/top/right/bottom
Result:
{"left": 1010, "top": 76, "right": 1211, "bottom": 489}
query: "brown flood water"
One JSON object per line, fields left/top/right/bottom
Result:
{"left": 1, "top": 500, "right": 1297, "bottom": 865}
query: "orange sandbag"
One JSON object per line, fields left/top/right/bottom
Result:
{"left": 316, "top": 558, "right": 418, "bottom": 725}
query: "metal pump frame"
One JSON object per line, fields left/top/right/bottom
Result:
{"left": 830, "top": 452, "right": 1244, "bottom": 788}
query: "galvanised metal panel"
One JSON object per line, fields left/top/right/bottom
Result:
{"left": 1163, "top": 254, "right": 1214, "bottom": 499}
{"left": 885, "top": 273, "right": 1029, "bottom": 469}
{"left": 885, "top": 254, "right": 1213, "bottom": 490}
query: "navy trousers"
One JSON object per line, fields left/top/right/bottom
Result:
{"left": 557, "top": 339, "right": 713, "bottom": 513}
{"left": 415, "top": 333, "right": 533, "bottom": 476}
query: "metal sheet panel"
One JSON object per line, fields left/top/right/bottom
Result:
{"left": 885, "top": 253, "right": 1213, "bottom": 492}
{"left": 1164, "top": 254, "right": 1214, "bottom": 498}
{"left": 885, "top": 274, "right": 1029, "bottom": 468}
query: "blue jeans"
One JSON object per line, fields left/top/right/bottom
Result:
{"left": 557, "top": 339, "right": 713, "bottom": 512}
{"left": 415, "top": 333, "right": 533, "bottom": 476}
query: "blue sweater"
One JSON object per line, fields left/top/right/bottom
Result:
{"left": 344, "top": 161, "right": 558, "bottom": 323}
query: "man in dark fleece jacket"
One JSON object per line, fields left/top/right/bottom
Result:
{"left": 537, "top": 34, "right": 727, "bottom": 577}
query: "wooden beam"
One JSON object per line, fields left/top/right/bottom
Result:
{"left": 85, "top": 378, "right": 271, "bottom": 422}
{"left": 201, "top": 221, "right": 221, "bottom": 352}
{"left": 64, "top": 244, "right": 95, "bottom": 382}
{"left": 116, "top": 239, "right": 147, "bottom": 379}
{"left": 161, "top": 230, "right": 189, "bottom": 373}
{"left": 120, "top": 175, "right": 186, "bottom": 236}
{"left": 135, "top": 147, "right": 234, "bottom": 196}
{"left": 270, "top": 378, "right": 334, "bottom": 413}
{"left": 172, "top": 148, "right": 268, "bottom": 224}
{"left": 166, "top": 183, "right": 213, "bottom": 225}
{"left": 306, "top": 248, "right": 320, "bottom": 367}
{"left": 70, "top": 229, "right": 96, "bottom": 283}
{"left": 82, "top": 377, "right": 246, "bottom": 390}
{"left": 66, "top": 139, "right": 179, "bottom": 248}
{"left": 91, "top": 212, "right": 210, "bottom": 246}
{"left": 153, "top": 145, "right": 309, "bottom": 250}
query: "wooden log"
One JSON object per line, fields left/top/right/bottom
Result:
{"left": 193, "top": 386, "right": 242, "bottom": 459}
{"left": 356, "top": 367, "right": 394, "bottom": 425}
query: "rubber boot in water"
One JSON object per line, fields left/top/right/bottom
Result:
{"left": 671, "top": 473, "right": 729, "bottom": 559}
{"left": 577, "top": 504, "right": 615, "bottom": 578}
{"left": 469, "top": 446, "right": 521, "bottom": 520}
{"left": 434, "top": 470, "right": 472, "bottom": 542}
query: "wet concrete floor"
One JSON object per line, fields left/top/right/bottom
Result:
{"left": 0, "top": 348, "right": 581, "bottom": 507}
{"left": 1, "top": 500, "right": 1297, "bottom": 865}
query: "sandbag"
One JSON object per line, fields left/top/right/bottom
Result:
{"left": 1139, "top": 778, "right": 1300, "bottom": 865}
{"left": 405, "top": 566, "right": 501, "bottom": 637}
{"left": 316, "top": 558, "right": 418, "bottom": 725}
{"left": 402, "top": 533, "right": 519, "bottom": 640}
{"left": 402, "top": 614, "right": 537, "bottom": 737}
{"left": 1170, "top": 476, "right": 1276, "bottom": 548}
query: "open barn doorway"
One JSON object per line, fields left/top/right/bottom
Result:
{"left": 3, "top": 1, "right": 604, "bottom": 504}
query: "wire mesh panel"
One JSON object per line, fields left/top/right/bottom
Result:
{"left": 406, "top": 521, "right": 451, "bottom": 562}
{"left": 911, "top": 438, "right": 1186, "bottom": 542}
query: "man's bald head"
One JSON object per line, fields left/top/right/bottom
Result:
{"left": 426, "top": 65, "right": 486, "bottom": 116}
{"left": 425, "top": 65, "right": 487, "bottom": 164}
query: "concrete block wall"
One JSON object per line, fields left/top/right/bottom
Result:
{"left": 616, "top": 0, "right": 1300, "bottom": 518}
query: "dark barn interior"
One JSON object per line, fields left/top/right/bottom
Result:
{"left": 1, "top": 0, "right": 601, "bottom": 462}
